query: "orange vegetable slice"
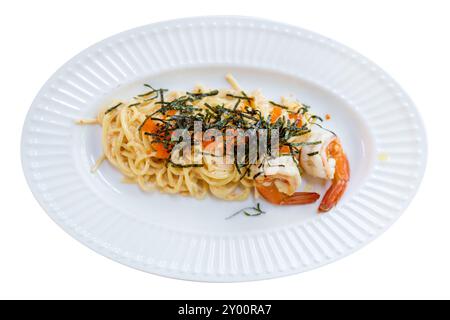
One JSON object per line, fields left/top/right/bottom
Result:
{"left": 280, "top": 145, "right": 291, "bottom": 154}
{"left": 271, "top": 106, "right": 282, "bottom": 123}
{"left": 141, "top": 118, "right": 158, "bottom": 134}
{"left": 141, "top": 118, "right": 171, "bottom": 159}
{"left": 152, "top": 142, "right": 170, "bottom": 159}
{"left": 288, "top": 113, "right": 303, "bottom": 127}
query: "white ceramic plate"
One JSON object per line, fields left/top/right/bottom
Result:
{"left": 21, "top": 16, "right": 427, "bottom": 282}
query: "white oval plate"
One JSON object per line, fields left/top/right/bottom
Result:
{"left": 22, "top": 16, "right": 427, "bottom": 282}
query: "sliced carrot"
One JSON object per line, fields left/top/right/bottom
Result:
{"left": 166, "top": 109, "right": 177, "bottom": 116}
{"left": 248, "top": 97, "right": 256, "bottom": 109}
{"left": 280, "top": 145, "right": 291, "bottom": 154}
{"left": 141, "top": 118, "right": 158, "bottom": 134}
{"left": 202, "top": 139, "right": 214, "bottom": 148}
{"left": 271, "top": 106, "right": 282, "bottom": 123}
{"left": 152, "top": 142, "right": 170, "bottom": 159}
{"left": 141, "top": 118, "right": 171, "bottom": 159}
{"left": 325, "top": 114, "right": 331, "bottom": 120}
{"left": 288, "top": 113, "right": 303, "bottom": 127}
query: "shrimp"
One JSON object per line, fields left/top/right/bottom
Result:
{"left": 255, "top": 156, "right": 320, "bottom": 205}
{"left": 300, "top": 131, "right": 350, "bottom": 212}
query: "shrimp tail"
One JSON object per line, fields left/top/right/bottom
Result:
{"left": 318, "top": 179, "right": 348, "bottom": 212}
{"left": 280, "top": 192, "right": 320, "bottom": 205}
{"left": 256, "top": 184, "right": 320, "bottom": 206}
{"left": 318, "top": 155, "right": 350, "bottom": 213}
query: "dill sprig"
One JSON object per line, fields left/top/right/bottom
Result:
{"left": 225, "top": 203, "right": 266, "bottom": 220}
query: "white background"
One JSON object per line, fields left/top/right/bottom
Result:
{"left": 0, "top": 0, "right": 448, "bottom": 300}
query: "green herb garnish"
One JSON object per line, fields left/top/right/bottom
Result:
{"left": 168, "top": 160, "right": 203, "bottom": 168}
{"left": 226, "top": 203, "right": 266, "bottom": 220}
{"left": 253, "top": 171, "right": 263, "bottom": 179}
{"left": 269, "top": 101, "right": 289, "bottom": 109}
{"left": 133, "top": 83, "right": 333, "bottom": 178}
{"left": 105, "top": 102, "right": 122, "bottom": 114}
{"left": 128, "top": 102, "right": 141, "bottom": 108}
{"left": 226, "top": 93, "right": 253, "bottom": 101}
{"left": 289, "top": 141, "right": 322, "bottom": 147}
{"left": 313, "top": 123, "right": 337, "bottom": 136}
{"left": 310, "top": 115, "right": 323, "bottom": 122}
{"left": 187, "top": 90, "right": 219, "bottom": 99}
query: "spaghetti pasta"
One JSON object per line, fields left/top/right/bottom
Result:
{"left": 78, "top": 75, "right": 321, "bottom": 202}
